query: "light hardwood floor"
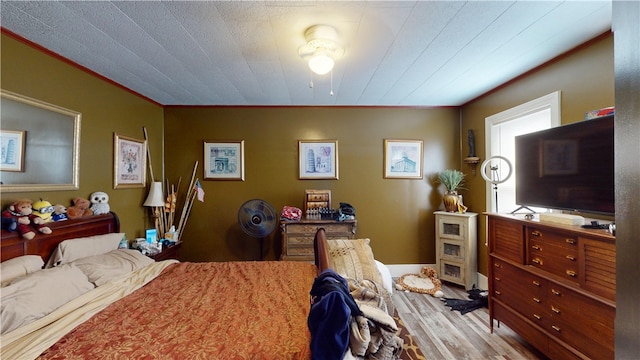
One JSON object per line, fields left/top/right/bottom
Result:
{"left": 392, "top": 282, "right": 549, "bottom": 360}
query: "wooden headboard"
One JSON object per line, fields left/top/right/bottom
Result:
{"left": 0, "top": 212, "right": 120, "bottom": 263}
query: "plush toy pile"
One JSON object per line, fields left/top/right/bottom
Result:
{"left": 2, "top": 191, "right": 111, "bottom": 239}
{"left": 1, "top": 199, "right": 52, "bottom": 240}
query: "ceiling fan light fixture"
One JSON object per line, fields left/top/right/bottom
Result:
{"left": 308, "top": 52, "right": 334, "bottom": 75}
{"left": 299, "top": 25, "right": 343, "bottom": 76}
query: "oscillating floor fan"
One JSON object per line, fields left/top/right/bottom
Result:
{"left": 237, "top": 199, "right": 277, "bottom": 260}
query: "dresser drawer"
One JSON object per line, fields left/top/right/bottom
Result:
{"left": 286, "top": 235, "right": 313, "bottom": 246}
{"left": 546, "top": 282, "right": 615, "bottom": 359}
{"left": 493, "top": 261, "right": 547, "bottom": 322}
{"left": 492, "top": 301, "right": 549, "bottom": 353}
{"left": 285, "top": 222, "right": 354, "bottom": 235}
{"left": 528, "top": 227, "right": 579, "bottom": 282}
{"left": 489, "top": 217, "right": 524, "bottom": 263}
{"left": 546, "top": 283, "right": 614, "bottom": 330}
{"left": 439, "top": 239, "right": 466, "bottom": 261}
{"left": 286, "top": 245, "right": 314, "bottom": 256}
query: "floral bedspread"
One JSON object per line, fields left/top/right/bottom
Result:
{"left": 38, "top": 261, "right": 317, "bottom": 359}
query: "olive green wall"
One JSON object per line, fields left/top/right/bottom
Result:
{"left": 164, "top": 107, "right": 460, "bottom": 263}
{"left": 1, "top": 33, "right": 165, "bottom": 240}
{"left": 460, "top": 33, "right": 614, "bottom": 275}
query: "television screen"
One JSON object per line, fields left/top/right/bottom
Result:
{"left": 515, "top": 115, "right": 614, "bottom": 215}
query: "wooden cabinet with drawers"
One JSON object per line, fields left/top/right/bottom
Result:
{"left": 434, "top": 211, "right": 478, "bottom": 289}
{"left": 280, "top": 217, "right": 356, "bottom": 262}
{"left": 487, "top": 213, "right": 615, "bottom": 360}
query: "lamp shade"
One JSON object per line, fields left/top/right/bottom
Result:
{"left": 308, "top": 53, "right": 334, "bottom": 75}
{"left": 143, "top": 182, "right": 165, "bottom": 207}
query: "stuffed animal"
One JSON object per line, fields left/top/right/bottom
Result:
{"left": 51, "top": 204, "right": 68, "bottom": 222}
{"left": 67, "top": 197, "right": 94, "bottom": 219}
{"left": 1, "top": 199, "right": 53, "bottom": 240}
{"left": 1, "top": 217, "right": 17, "bottom": 232}
{"left": 89, "top": 191, "right": 110, "bottom": 215}
{"left": 32, "top": 199, "right": 55, "bottom": 223}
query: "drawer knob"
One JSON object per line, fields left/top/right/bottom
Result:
{"left": 552, "top": 325, "right": 561, "bottom": 332}
{"left": 533, "top": 297, "right": 541, "bottom": 303}
{"left": 532, "top": 244, "right": 542, "bottom": 251}
{"left": 494, "top": 290, "right": 502, "bottom": 296}
{"left": 552, "top": 306, "right": 561, "bottom": 314}
{"left": 551, "top": 289, "right": 561, "bottom": 296}
{"left": 532, "top": 280, "right": 541, "bottom": 287}
{"left": 532, "top": 258, "right": 543, "bottom": 265}
{"left": 565, "top": 255, "right": 576, "bottom": 261}
{"left": 494, "top": 263, "right": 502, "bottom": 268}
{"left": 566, "top": 270, "right": 577, "bottom": 277}
{"left": 565, "top": 238, "right": 576, "bottom": 245}
{"left": 495, "top": 277, "right": 501, "bottom": 281}
{"left": 531, "top": 230, "right": 542, "bottom": 237}
{"left": 533, "top": 314, "right": 542, "bottom": 320}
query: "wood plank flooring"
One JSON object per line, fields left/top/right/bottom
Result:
{"left": 392, "top": 282, "right": 549, "bottom": 360}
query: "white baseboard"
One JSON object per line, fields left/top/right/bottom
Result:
{"left": 386, "top": 264, "right": 430, "bottom": 278}
{"left": 477, "top": 272, "right": 488, "bottom": 290}
{"left": 387, "top": 263, "right": 488, "bottom": 290}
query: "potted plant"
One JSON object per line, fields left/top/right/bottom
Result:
{"left": 437, "top": 169, "right": 465, "bottom": 212}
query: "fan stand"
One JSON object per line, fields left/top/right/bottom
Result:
{"left": 250, "top": 214, "right": 267, "bottom": 261}
{"left": 257, "top": 237, "right": 265, "bottom": 261}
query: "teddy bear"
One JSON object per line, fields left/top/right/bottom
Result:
{"left": 52, "top": 204, "right": 68, "bottom": 222}
{"left": 67, "top": 197, "right": 94, "bottom": 219}
{"left": 32, "top": 199, "right": 55, "bottom": 223}
{"left": 2, "top": 199, "right": 53, "bottom": 240}
{"left": 89, "top": 191, "right": 110, "bottom": 215}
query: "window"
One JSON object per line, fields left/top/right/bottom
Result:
{"left": 484, "top": 91, "right": 561, "bottom": 213}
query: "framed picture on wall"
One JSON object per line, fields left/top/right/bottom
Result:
{"left": 0, "top": 130, "right": 26, "bottom": 172}
{"left": 113, "top": 133, "right": 147, "bottom": 189}
{"left": 204, "top": 140, "right": 245, "bottom": 180}
{"left": 383, "top": 139, "right": 424, "bottom": 179}
{"left": 298, "top": 140, "right": 338, "bottom": 179}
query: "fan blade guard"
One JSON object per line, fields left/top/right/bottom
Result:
{"left": 238, "top": 199, "right": 277, "bottom": 238}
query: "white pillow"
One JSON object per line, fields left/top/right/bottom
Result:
{"left": 1, "top": 255, "right": 44, "bottom": 287}
{"left": 71, "top": 249, "right": 154, "bottom": 286}
{"left": 1, "top": 263, "right": 94, "bottom": 334}
{"left": 375, "top": 259, "right": 393, "bottom": 295}
{"left": 46, "top": 233, "right": 125, "bottom": 267}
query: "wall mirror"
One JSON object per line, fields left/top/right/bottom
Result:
{"left": 0, "top": 90, "right": 81, "bottom": 192}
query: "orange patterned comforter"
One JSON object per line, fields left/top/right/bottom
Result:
{"left": 39, "top": 261, "right": 317, "bottom": 359}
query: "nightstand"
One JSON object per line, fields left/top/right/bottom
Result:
{"left": 434, "top": 211, "right": 478, "bottom": 289}
{"left": 149, "top": 242, "right": 182, "bottom": 261}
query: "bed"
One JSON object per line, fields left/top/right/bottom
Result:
{"left": 1, "top": 212, "right": 424, "bottom": 359}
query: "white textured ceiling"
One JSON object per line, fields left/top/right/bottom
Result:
{"left": 0, "top": 1, "right": 612, "bottom": 107}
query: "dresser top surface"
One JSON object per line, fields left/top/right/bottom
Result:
{"left": 280, "top": 217, "right": 356, "bottom": 224}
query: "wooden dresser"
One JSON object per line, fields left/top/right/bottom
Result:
{"left": 486, "top": 213, "right": 615, "bottom": 360}
{"left": 280, "top": 217, "right": 357, "bottom": 262}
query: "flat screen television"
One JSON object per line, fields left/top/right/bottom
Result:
{"left": 515, "top": 114, "right": 614, "bottom": 215}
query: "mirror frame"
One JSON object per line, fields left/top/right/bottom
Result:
{"left": 0, "top": 89, "right": 81, "bottom": 192}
